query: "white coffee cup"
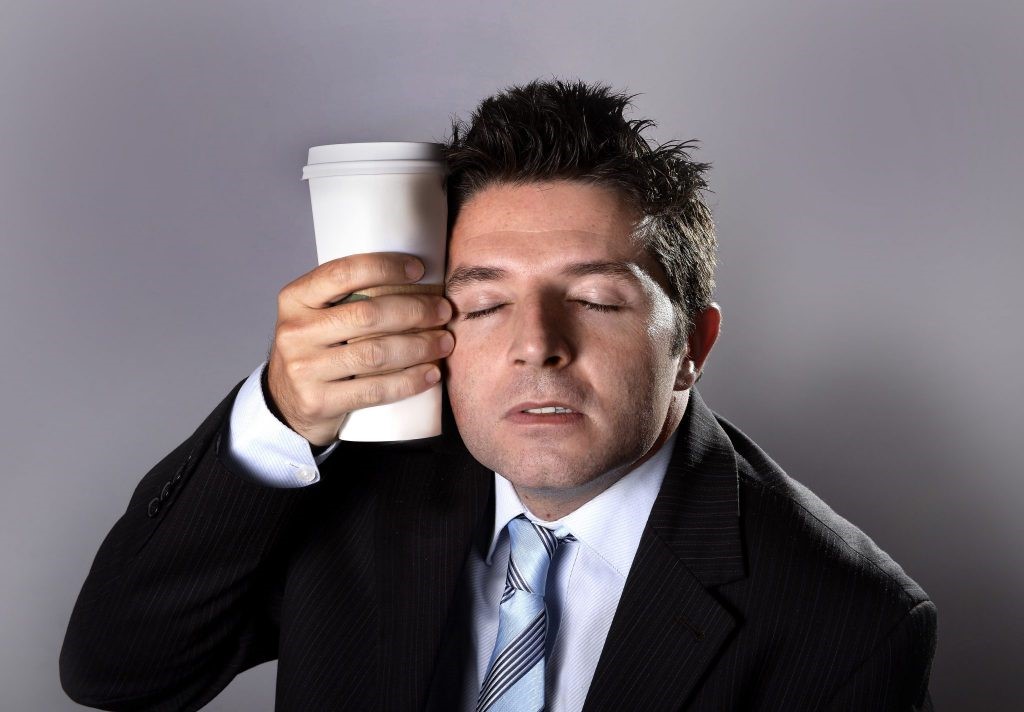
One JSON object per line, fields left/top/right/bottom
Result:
{"left": 302, "top": 142, "right": 447, "bottom": 441}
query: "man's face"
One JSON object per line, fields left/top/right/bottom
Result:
{"left": 444, "top": 180, "right": 688, "bottom": 514}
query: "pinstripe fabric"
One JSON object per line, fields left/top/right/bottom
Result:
{"left": 581, "top": 399, "right": 936, "bottom": 712}
{"left": 60, "top": 380, "right": 312, "bottom": 711}
{"left": 61, "top": 383, "right": 936, "bottom": 711}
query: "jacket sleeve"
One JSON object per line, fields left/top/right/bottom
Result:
{"left": 824, "top": 599, "right": 938, "bottom": 711}
{"left": 60, "top": 379, "right": 316, "bottom": 711}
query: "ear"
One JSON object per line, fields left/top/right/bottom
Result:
{"left": 674, "top": 303, "right": 722, "bottom": 390}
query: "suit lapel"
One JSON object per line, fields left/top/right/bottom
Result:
{"left": 370, "top": 389, "right": 745, "bottom": 709}
{"left": 583, "top": 390, "right": 746, "bottom": 711}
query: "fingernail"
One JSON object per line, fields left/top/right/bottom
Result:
{"left": 406, "top": 259, "right": 424, "bottom": 280}
{"left": 440, "top": 332, "right": 454, "bottom": 353}
{"left": 425, "top": 366, "right": 441, "bottom": 384}
{"left": 437, "top": 300, "right": 452, "bottom": 321}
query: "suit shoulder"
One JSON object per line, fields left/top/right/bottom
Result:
{"left": 715, "top": 413, "right": 931, "bottom": 616}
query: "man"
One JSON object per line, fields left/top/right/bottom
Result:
{"left": 61, "top": 80, "right": 936, "bottom": 711}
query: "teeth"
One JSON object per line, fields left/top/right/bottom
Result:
{"left": 524, "top": 406, "right": 575, "bottom": 414}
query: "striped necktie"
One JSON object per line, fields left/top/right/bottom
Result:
{"left": 476, "top": 514, "right": 574, "bottom": 712}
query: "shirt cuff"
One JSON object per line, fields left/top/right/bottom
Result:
{"left": 226, "top": 361, "right": 339, "bottom": 488}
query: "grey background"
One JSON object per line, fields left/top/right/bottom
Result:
{"left": 2, "top": 0, "right": 1020, "bottom": 709}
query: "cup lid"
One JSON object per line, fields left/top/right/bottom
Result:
{"left": 306, "top": 142, "right": 444, "bottom": 165}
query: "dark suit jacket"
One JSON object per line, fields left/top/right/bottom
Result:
{"left": 61, "top": 381, "right": 936, "bottom": 711}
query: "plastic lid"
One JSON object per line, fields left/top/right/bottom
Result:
{"left": 306, "top": 142, "right": 444, "bottom": 165}
{"left": 302, "top": 142, "right": 446, "bottom": 179}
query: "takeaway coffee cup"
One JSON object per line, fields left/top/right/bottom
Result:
{"left": 302, "top": 142, "right": 447, "bottom": 441}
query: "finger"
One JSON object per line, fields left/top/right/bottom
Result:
{"left": 313, "top": 294, "right": 452, "bottom": 345}
{"left": 286, "top": 252, "right": 425, "bottom": 310}
{"left": 319, "top": 362, "right": 442, "bottom": 417}
{"left": 312, "top": 330, "right": 455, "bottom": 381}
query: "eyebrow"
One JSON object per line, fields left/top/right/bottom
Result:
{"left": 445, "top": 266, "right": 509, "bottom": 294}
{"left": 445, "top": 260, "right": 639, "bottom": 294}
{"left": 562, "top": 260, "right": 638, "bottom": 280}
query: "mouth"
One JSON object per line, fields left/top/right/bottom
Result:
{"left": 505, "top": 401, "right": 585, "bottom": 426}
{"left": 507, "top": 401, "right": 580, "bottom": 415}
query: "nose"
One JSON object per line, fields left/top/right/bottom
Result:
{"left": 506, "top": 296, "right": 574, "bottom": 369}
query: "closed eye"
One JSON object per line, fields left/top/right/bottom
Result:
{"left": 461, "top": 304, "right": 506, "bottom": 320}
{"left": 461, "top": 301, "right": 621, "bottom": 320}
{"left": 574, "top": 301, "right": 621, "bottom": 313}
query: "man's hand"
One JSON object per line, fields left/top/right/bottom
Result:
{"left": 267, "top": 252, "right": 454, "bottom": 447}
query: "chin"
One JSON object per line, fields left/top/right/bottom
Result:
{"left": 482, "top": 443, "right": 615, "bottom": 492}
{"left": 502, "top": 467, "right": 588, "bottom": 492}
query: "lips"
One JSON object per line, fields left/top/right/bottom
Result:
{"left": 506, "top": 401, "right": 582, "bottom": 417}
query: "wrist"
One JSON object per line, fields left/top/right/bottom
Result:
{"left": 261, "top": 363, "right": 289, "bottom": 426}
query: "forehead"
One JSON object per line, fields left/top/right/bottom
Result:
{"left": 448, "top": 181, "right": 643, "bottom": 267}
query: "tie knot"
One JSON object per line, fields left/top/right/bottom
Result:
{"left": 504, "top": 515, "right": 573, "bottom": 596}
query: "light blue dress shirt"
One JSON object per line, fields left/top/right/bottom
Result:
{"left": 225, "top": 362, "right": 339, "bottom": 487}
{"left": 228, "top": 360, "right": 677, "bottom": 712}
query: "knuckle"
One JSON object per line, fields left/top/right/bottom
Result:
{"left": 285, "top": 358, "right": 308, "bottom": 381}
{"left": 370, "top": 255, "right": 392, "bottom": 283}
{"left": 403, "top": 368, "right": 428, "bottom": 397}
{"left": 409, "top": 296, "right": 432, "bottom": 323}
{"left": 347, "top": 253, "right": 391, "bottom": 286}
{"left": 359, "top": 380, "right": 388, "bottom": 408}
{"left": 275, "top": 320, "right": 302, "bottom": 349}
{"left": 330, "top": 346, "right": 353, "bottom": 374}
{"left": 296, "top": 387, "right": 325, "bottom": 419}
{"left": 329, "top": 258, "right": 354, "bottom": 288}
{"left": 346, "top": 299, "right": 379, "bottom": 330}
{"left": 357, "top": 340, "right": 388, "bottom": 370}
{"left": 278, "top": 274, "right": 303, "bottom": 304}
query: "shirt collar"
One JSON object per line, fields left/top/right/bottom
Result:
{"left": 485, "top": 428, "right": 678, "bottom": 579}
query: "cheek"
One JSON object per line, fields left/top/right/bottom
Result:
{"left": 444, "top": 333, "right": 486, "bottom": 408}
{"left": 446, "top": 331, "right": 476, "bottom": 372}
{"left": 589, "top": 320, "right": 659, "bottom": 372}
{"left": 594, "top": 332, "right": 678, "bottom": 409}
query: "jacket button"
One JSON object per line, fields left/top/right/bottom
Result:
{"left": 160, "top": 481, "right": 174, "bottom": 501}
{"left": 171, "top": 451, "right": 193, "bottom": 484}
{"left": 171, "top": 463, "right": 187, "bottom": 485}
{"left": 147, "top": 497, "right": 162, "bottom": 517}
